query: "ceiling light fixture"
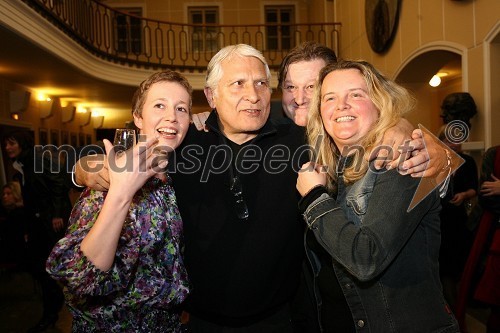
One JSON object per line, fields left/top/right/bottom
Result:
{"left": 429, "top": 72, "right": 449, "bottom": 87}
{"left": 429, "top": 75, "right": 441, "bottom": 87}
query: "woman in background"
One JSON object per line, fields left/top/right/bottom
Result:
{"left": 3, "top": 129, "right": 70, "bottom": 332}
{"left": 0, "top": 181, "right": 29, "bottom": 270}
{"left": 437, "top": 128, "right": 478, "bottom": 311}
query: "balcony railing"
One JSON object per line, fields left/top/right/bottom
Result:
{"left": 24, "top": 0, "right": 341, "bottom": 72}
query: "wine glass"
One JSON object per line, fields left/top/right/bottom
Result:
{"left": 113, "top": 128, "right": 136, "bottom": 153}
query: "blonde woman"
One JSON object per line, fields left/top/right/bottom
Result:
{"left": 296, "top": 60, "right": 459, "bottom": 332}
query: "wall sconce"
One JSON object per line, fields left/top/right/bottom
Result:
{"left": 76, "top": 105, "right": 88, "bottom": 113}
{"left": 61, "top": 103, "right": 76, "bottom": 123}
{"left": 92, "top": 116, "right": 104, "bottom": 129}
{"left": 38, "top": 95, "right": 54, "bottom": 119}
{"left": 429, "top": 75, "right": 441, "bottom": 87}
{"left": 9, "top": 90, "right": 31, "bottom": 115}
{"left": 80, "top": 109, "right": 92, "bottom": 127}
{"left": 428, "top": 72, "right": 449, "bottom": 87}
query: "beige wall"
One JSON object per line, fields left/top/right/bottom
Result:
{"left": 334, "top": 0, "right": 500, "bottom": 150}
{"left": 102, "top": 0, "right": 332, "bottom": 25}
{"left": 490, "top": 38, "right": 500, "bottom": 147}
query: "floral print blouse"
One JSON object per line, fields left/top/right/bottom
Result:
{"left": 46, "top": 175, "right": 189, "bottom": 332}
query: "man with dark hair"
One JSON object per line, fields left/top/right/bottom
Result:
{"left": 277, "top": 41, "right": 337, "bottom": 126}
{"left": 440, "top": 92, "right": 478, "bottom": 129}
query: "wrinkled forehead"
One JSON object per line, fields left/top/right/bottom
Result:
{"left": 222, "top": 55, "right": 267, "bottom": 74}
{"left": 285, "top": 59, "right": 326, "bottom": 85}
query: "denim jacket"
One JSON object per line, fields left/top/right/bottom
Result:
{"left": 303, "top": 166, "right": 460, "bottom": 333}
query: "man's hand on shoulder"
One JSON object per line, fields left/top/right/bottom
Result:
{"left": 369, "top": 120, "right": 450, "bottom": 179}
{"left": 75, "top": 154, "right": 110, "bottom": 191}
{"left": 371, "top": 118, "right": 413, "bottom": 169}
{"left": 398, "top": 128, "right": 447, "bottom": 178}
{"left": 191, "top": 111, "right": 211, "bottom": 132}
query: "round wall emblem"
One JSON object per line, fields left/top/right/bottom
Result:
{"left": 365, "top": 0, "right": 401, "bottom": 53}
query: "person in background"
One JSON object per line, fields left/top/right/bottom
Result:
{"left": 296, "top": 60, "right": 460, "bottom": 332}
{"left": 440, "top": 92, "right": 477, "bottom": 130}
{"left": 457, "top": 145, "right": 500, "bottom": 333}
{"left": 0, "top": 181, "right": 30, "bottom": 271}
{"left": 3, "top": 129, "right": 71, "bottom": 333}
{"left": 437, "top": 128, "right": 478, "bottom": 311}
{"left": 46, "top": 70, "right": 191, "bottom": 332}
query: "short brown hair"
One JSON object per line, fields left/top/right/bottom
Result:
{"left": 132, "top": 70, "right": 193, "bottom": 118}
{"left": 277, "top": 41, "right": 337, "bottom": 89}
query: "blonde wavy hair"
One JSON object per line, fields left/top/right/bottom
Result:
{"left": 306, "top": 60, "right": 416, "bottom": 192}
{"left": 2, "top": 181, "right": 23, "bottom": 208}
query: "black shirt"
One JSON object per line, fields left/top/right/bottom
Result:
{"left": 170, "top": 112, "right": 308, "bottom": 326}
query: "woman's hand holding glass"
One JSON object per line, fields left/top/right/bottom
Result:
{"left": 103, "top": 134, "right": 166, "bottom": 201}
{"left": 113, "top": 128, "right": 136, "bottom": 153}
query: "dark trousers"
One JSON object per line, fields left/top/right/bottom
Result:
{"left": 33, "top": 269, "right": 64, "bottom": 318}
{"left": 185, "top": 304, "right": 294, "bottom": 333}
{"left": 28, "top": 218, "right": 65, "bottom": 319}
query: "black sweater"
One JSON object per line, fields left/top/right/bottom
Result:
{"left": 170, "top": 112, "right": 307, "bottom": 326}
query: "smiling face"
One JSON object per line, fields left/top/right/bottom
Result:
{"left": 205, "top": 55, "right": 271, "bottom": 144}
{"left": 320, "top": 68, "right": 379, "bottom": 154}
{"left": 133, "top": 81, "right": 190, "bottom": 152}
{"left": 282, "top": 58, "right": 326, "bottom": 126}
{"left": 4, "top": 139, "right": 22, "bottom": 159}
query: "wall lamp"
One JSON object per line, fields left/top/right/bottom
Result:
{"left": 80, "top": 109, "right": 92, "bottom": 127}
{"left": 92, "top": 115, "right": 105, "bottom": 129}
{"left": 429, "top": 72, "right": 449, "bottom": 87}
{"left": 61, "top": 102, "right": 76, "bottom": 124}
{"left": 38, "top": 93, "right": 54, "bottom": 119}
{"left": 9, "top": 90, "right": 31, "bottom": 120}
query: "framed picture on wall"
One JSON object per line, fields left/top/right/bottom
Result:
{"left": 70, "top": 133, "right": 78, "bottom": 147}
{"left": 39, "top": 128, "right": 48, "bottom": 146}
{"left": 50, "top": 129, "right": 59, "bottom": 146}
{"left": 61, "top": 130, "right": 69, "bottom": 145}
